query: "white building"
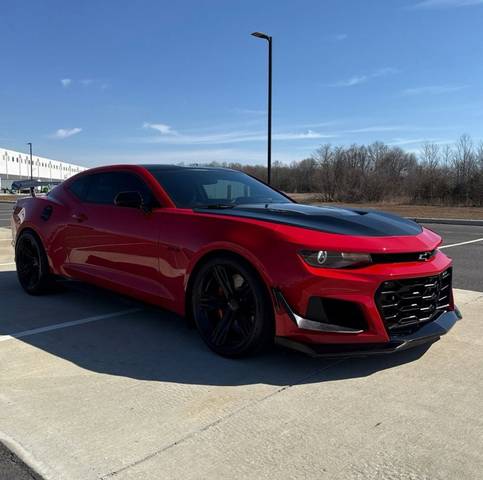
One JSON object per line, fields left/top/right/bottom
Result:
{"left": 0, "top": 147, "right": 86, "bottom": 190}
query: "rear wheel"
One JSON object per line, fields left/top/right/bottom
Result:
{"left": 191, "top": 255, "right": 274, "bottom": 357}
{"left": 15, "top": 231, "right": 52, "bottom": 295}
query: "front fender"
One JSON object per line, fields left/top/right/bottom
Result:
{"left": 184, "top": 240, "right": 276, "bottom": 293}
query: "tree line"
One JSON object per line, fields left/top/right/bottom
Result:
{"left": 203, "top": 135, "right": 483, "bottom": 206}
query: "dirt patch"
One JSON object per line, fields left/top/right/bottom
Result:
{"left": 0, "top": 195, "right": 28, "bottom": 203}
{"left": 287, "top": 194, "right": 483, "bottom": 220}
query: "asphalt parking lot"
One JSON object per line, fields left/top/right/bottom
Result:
{"left": 1, "top": 202, "right": 483, "bottom": 479}
{"left": 421, "top": 222, "right": 483, "bottom": 291}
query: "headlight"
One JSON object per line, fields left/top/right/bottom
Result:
{"left": 299, "top": 250, "right": 372, "bottom": 269}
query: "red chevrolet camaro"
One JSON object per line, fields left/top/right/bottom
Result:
{"left": 11, "top": 164, "right": 460, "bottom": 357}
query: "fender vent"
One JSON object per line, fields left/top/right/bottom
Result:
{"left": 41, "top": 205, "right": 53, "bottom": 221}
{"left": 376, "top": 268, "right": 452, "bottom": 333}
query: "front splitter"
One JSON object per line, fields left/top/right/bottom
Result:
{"left": 275, "top": 309, "right": 461, "bottom": 358}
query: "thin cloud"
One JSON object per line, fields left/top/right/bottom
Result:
{"left": 333, "top": 75, "right": 368, "bottom": 87}
{"left": 52, "top": 128, "right": 82, "bottom": 139}
{"left": 329, "top": 67, "right": 399, "bottom": 87}
{"left": 388, "top": 137, "right": 452, "bottom": 147}
{"left": 332, "top": 33, "right": 348, "bottom": 41}
{"left": 233, "top": 108, "right": 267, "bottom": 115}
{"left": 142, "top": 122, "right": 178, "bottom": 135}
{"left": 411, "top": 0, "right": 483, "bottom": 8}
{"left": 402, "top": 85, "right": 468, "bottom": 96}
{"left": 297, "top": 120, "right": 341, "bottom": 129}
{"left": 76, "top": 148, "right": 300, "bottom": 166}
{"left": 138, "top": 127, "right": 334, "bottom": 145}
{"left": 60, "top": 78, "right": 109, "bottom": 89}
{"left": 273, "top": 130, "right": 331, "bottom": 140}
{"left": 344, "top": 125, "right": 407, "bottom": 134}
{"left": 388, "top": 138, "right": 436, "bottom": 146}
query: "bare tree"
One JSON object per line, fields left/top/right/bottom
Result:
{"left": 200, "top": 135, "right": 482, "bottom": 207}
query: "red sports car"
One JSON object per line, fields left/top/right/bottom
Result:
{"left": 11, "top": 164, "right": 460, "bottom": 357}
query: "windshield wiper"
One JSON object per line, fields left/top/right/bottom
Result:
{"left": 199, "top": 203, "right": 235, "bottom": 209}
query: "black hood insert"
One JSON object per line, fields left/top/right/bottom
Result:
{"left": 194, "top": 203, "right": 423, "bottom": 237}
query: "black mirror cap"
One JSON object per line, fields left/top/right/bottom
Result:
{"left": 114, "top": 191, "right": 144, "bottom": 209}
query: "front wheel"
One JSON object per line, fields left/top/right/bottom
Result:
{"left": 16, "top": 231, "right": 52, "bottom": 295}
{"left": 191, "top": 255, "right": 274, "bottom": 357}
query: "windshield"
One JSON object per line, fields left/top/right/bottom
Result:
{"left": 147, "top": 168, "right": 292, "bottom": 208}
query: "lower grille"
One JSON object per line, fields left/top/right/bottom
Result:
{"left": 376, "top": 268, "right": 452, "bottom": 332}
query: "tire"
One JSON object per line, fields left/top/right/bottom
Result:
{"left": 191, "top": 254, "right": 274, "bottom": 357}
{"left": 15, "top": 231, "right": 52, "bottom": 295}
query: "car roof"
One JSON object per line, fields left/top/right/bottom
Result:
{"left": 65, "top": 164, "right": 242, "bottom": 185}
{"left": 140, "top": 164, "right": 236, "bottom": 173}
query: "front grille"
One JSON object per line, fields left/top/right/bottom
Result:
{"left": 371, "top": 250, "right": 436, "bottom": 264}
{"left": 376, "top": 268, "right": 452, "bottom": 333}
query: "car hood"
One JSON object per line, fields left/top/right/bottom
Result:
{"left": 194, "top": 203, "right": 423, "bottom": 237}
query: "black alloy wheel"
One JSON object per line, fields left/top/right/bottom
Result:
{"left": 15, "top": 231, "right": 51, "bottom": 295}
{"left": 192, "top": 255, "right": 274, "bottom": 357}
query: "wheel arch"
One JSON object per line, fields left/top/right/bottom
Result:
{"left": 15, "top": 226, "right": 51, "bottom": 271}
{"left": 15, "top": 226, "right": 45, "bottom": 251}
{"left": 184, "top": 247, "right": 275, "bottom": 325}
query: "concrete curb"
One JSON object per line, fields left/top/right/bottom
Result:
{"left": 410, "top": 217, "right": 483, "bottom": 226}
{"left": 0, "top": 432, "right": 50, "bottom": 480}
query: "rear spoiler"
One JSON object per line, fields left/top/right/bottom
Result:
{"left": 11, "top": 180, "right": 61, "bottom": 197}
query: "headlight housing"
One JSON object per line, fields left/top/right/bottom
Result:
{"left": 299, "top": 250, "right": 372, "bottom": 269}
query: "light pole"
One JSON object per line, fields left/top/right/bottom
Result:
{"left": 251, "top": 31, "right": 272, "bottom": 185}
{"left": 27, "top": 142, "right": 33, "bottom": 180}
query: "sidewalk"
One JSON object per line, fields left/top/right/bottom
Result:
{"left": 0, "top": 227, "right": 14, "bottom": 268}
{"left": 0, "top": 271, "right": 481, "bottom": 479}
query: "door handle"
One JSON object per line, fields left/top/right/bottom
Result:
{"left": 72, "top": 213, "right": 87, "bottom": 222}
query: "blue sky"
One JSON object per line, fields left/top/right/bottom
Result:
{"left": 1, "top": 0, "right": 483, "bottom": 167}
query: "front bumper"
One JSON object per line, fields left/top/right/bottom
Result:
{"left": 272, "top": 248, "right": 456, "bottom": 342}
{"left": 275, "top": 308, "right": 461, "bottom": 357}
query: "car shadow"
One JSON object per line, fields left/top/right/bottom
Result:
{"left": 0, "top": 270, "right": 433, "bottom": 387}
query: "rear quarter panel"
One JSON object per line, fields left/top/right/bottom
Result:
{"left": 12, "top": 191, "right": 72, "bottom": 272}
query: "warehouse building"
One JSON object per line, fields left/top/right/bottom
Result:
{"left": 0, "top": 147, "right": 86, "bottom": 190}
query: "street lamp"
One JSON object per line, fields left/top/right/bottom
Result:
{"left": 27, "top": 142, "right": 33, "bottom": 180}
{"left": 251, "top": 31, "right": 272, "bottom": 185}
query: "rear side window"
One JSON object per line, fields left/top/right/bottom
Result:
{"left": 69, "top": 172, "right": 157, "bottom": 206}
{"left": 69, "top": 176, "right": 90, "bottom": 201}
{"left": 85, "top": 173, "right": 122, "bottom": 204}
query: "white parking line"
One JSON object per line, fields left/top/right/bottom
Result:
{"left": 440, "top": 238, "right": 483, "bottom": 249}
{"left": 0, "top": 308, "right": 142, "bottom": 343}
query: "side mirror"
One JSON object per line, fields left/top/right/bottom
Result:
{"left": 114, "top": 191, "right": 144, "bottom": 209}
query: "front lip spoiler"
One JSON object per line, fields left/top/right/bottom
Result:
{"left": 275, "top": 309, "right": 461, "bottom": 357}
